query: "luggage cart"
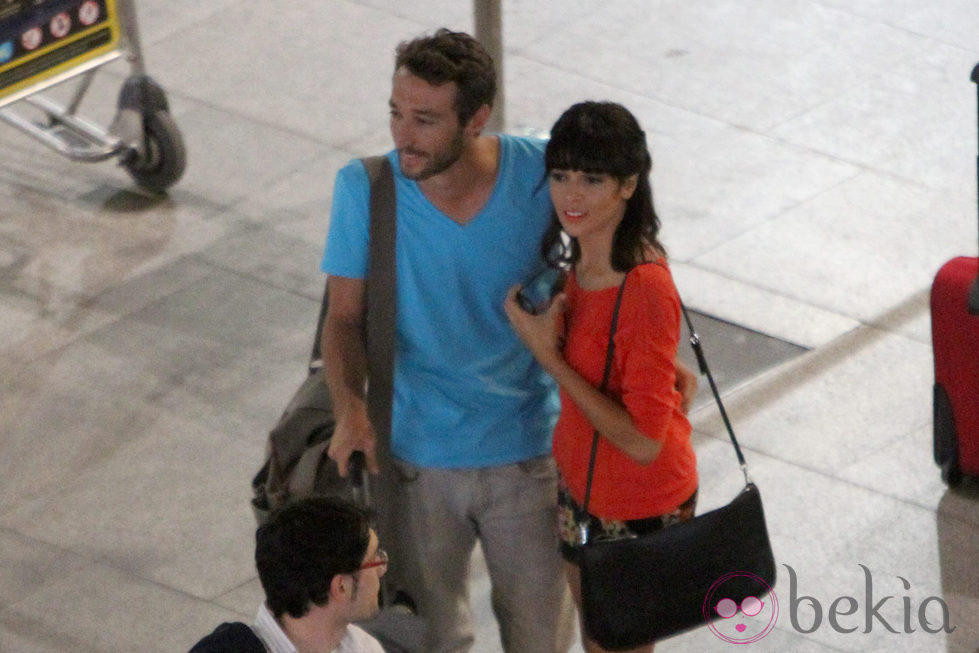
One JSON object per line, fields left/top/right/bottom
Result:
{"left": 0, "top": 0, "right": 185, "bottom": 192}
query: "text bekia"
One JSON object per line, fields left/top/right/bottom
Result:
{"left": 785, "top": 564, "right": 954, "bottom": 635}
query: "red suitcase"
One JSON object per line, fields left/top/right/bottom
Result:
{"left": 932, "top": 63, "right": 979, "bottom": 485}
{"left": 932, "top": 257, "right": 979, "bottom": 484}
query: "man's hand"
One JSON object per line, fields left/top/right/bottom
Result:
{"left": 328, "top": 406, "right": 379, "bottom": 477}
{"left": 675, "top": 359, "right": 698, "bottom": 414}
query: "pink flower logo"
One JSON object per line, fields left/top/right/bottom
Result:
{"left": 704, "top": 572, "right": 778, "bottom": 643}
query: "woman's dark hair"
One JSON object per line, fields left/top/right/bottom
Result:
{"left": 542, "top": 101, "right": 664, "bottom": 272}
{"left": 395, "top": 28, "right": 496, "bottom": 125}
{"left": 255, "top": 497, "right": 371, "bottom": 619}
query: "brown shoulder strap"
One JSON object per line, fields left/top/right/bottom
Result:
{"left": 361, "top": 155, "right": 397, "bottom": 449}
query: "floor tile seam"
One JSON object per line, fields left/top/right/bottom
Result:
{"left": 758, "top": 6, "right": 941, "bottom": 131}
{"left": 684, "top": 327, "right": 929, "bottom": 430}
{"left": 510, "top": 44, "right": 921, "bottom": 148}
{"left": 685, "top": 253, "right": 933, "bottom": 333}
{"left": 136, "top": 0, "right": 254, "bottom": 48}
{"left": 333, "top": 127, "right": 397, "bottom": 155}
{"left": 146, "top": 1, "right": 258, "bottom": 48}
{"left": 220, "top": 142, "right": 349, "bottom": 215}
{"left": 110, "top": 74, "right": 356, "bottom": 156}
{"left": 675, "top": 166, "right": 864, "bottom": 267}
{"left": 185, "top": 111, "right": 346, "bottom": 202}
{"left": 832, "top": 413, "right": 943, "bottom": 496}
{"left": 86, "top": 56, "right": 368, "bottom": 152}
{"left": 0, "top": 542, "right": 248, "bottom": 620}
{"left": 343, "top": 0, "right": 472, "bottom": 30}
{"left": 675, "top": 265, "right": 860, "bottom": 340}
{"left": 680, "top": 153, "right": 953, "bottom": 275}
{"left": 213, "top": 575, "right": 260, "bottom": 605}
{"left": 507, "top": 50, "right": 751, "bottom": 128}
{"left": 62, "top": 533, "right": 251, "bottom": 608}
{"left": 759, "top": 131, "right": 934, "bottom": 191}
{"left": 4, "top": 232, "right": 303, "bottom": 368}
{"left": 0, "top": 524, "right": 93, "bottom": 561}
{"left": 683, "top": 334, "right": 849, "bottom": 424}
{"left": 763, "top": 127, "right": 964, "bottom": 193}
{"left": 1, "top": 141, "right": 236, "bottom": 221}
{"left": 761, "top": 75, "right": 979, "bottom": 194}
{"left": 216, "top": 140, "right": 349, "bottom": 212}
{"left": 188, "top": 251, "right": 324, "bottom": 303}
{"left": 0, "top": 564, "right": 95, "bottom": 616}
{"left": 692, "top": 430, "right": 952, "bottom": 520}
{"left": 0, "top": 154, "right": 142, "bottom": 207}
{"left": 807, "top": 0, "right": 979, "bottom": 52}
{"left": 769, "top": 622, "right": 853, "bottom": 652}
{"left": 193, "top": 596, "right": 254, "bottom": 622}
{"left": 2, "top": 251, "right": 217, "bottom": 367}
{"left": 0, "top": 527, "right": 104, "bottom": 611}
{"left": 0, "top": 605, "right": 96, "bottom": 652}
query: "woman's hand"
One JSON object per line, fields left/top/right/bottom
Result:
{"left": 503, "top": 286, "right": 567, "bottom": 371}
{"left": 506, "top": 285, "right": 663, "bottom": 465}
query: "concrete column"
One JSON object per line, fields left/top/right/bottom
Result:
{"left": 474, "top": 0, "right": 504, "bottom": 133}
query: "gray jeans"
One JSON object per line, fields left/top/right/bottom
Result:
{"left": 391, "top": 455, "right": 575, "bottom": 653}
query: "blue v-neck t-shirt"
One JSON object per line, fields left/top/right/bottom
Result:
{"left": 321, "top": 134, "right": 558, "bottom": 467}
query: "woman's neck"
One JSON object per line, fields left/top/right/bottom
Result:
{"left": 575, "top": 250, "right": 623, "bottom": 291}
{"left": 574, "top": 242, "right": 661, "bottom": 290}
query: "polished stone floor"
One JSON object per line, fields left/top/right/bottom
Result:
{"left": 1, "top": 1, "right": 978, "bottom": 652}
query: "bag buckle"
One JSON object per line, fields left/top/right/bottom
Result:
{"left": 741, "top": 462, "right": 752, "bottom": 486}
{"left": 592, "top": 532, "right": 637, "bottom": 543}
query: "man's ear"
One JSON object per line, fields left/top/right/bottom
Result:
{"left": 330, "top": 574, "right": 350, "bottom": 602}
{"left": 465, "top": 104, "right": 493, "bottom": 137}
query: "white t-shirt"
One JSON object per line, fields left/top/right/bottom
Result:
{"left": 336, "top": 623, "right": 385, "bottom": 653}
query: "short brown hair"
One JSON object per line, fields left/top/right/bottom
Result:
{"left": 394, "top": 28, "right": 496, "bottom": 124}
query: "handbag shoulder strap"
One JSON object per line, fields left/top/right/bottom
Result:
{"left": 680, "top": 304, "right": 750, "bottom": 483}
{"left": 580, "top": 274, "right": 629, "bottom": 516}
{"left": 580, "top": 272, "right": 753, "bottom": 525}
{"left": 361, "top": 155, "right": 397, "bottom": 449}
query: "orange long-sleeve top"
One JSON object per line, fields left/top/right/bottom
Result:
{"left": 552, "top": 261, "right": 698, "bottom": 520}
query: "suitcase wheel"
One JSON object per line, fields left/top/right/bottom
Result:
{"left": 934, "top": 383, "right": 964, "bottom": 486}
{"left": 941, "top": 455, "right": 963, "bottom": 487}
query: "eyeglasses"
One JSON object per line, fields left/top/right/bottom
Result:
{"left": 359, "top": 547, "right": 389, "bottom": 571}
{"left": 715, "top": 596, "right": 764, "bottom": 618}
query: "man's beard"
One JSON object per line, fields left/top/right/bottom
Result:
{"left": 349, "top": 576, "right": 381, "bottom": 620}
{"left": 399, "top": 129, "right": 465, "bottom": 181}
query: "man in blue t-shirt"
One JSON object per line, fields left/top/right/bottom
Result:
{"left": 320, "top": 29, "right": 573, "bottom": 653}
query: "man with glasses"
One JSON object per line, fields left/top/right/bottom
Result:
{"left": 189, "top": 497, "right": 386, "bottom": 653}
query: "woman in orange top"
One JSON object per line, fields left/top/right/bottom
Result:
{"left": 504, "top": 101, "right": 698, "bottom": 653}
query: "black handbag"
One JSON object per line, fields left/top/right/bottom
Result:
{"left": 577, "top": 271, "right": 777, "bottom": 650}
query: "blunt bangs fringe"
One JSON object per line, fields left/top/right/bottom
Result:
{"left": 545, "top": 103, "right": 648, "bottom": 179}
{"left": 545, "top": 134, "right": 644, "bottom": 179}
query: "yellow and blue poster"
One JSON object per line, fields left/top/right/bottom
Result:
{"left": 0, "top": 0, "right": 120, "bottom": 103}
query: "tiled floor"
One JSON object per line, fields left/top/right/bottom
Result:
{"left": 1, "top": 1, "right": 978, "bottom": 652}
